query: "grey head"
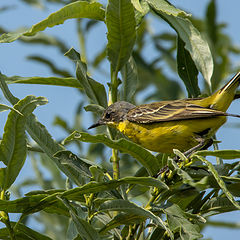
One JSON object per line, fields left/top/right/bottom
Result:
{"left": 88, "top": 101, "right": 135, "bottom": 129}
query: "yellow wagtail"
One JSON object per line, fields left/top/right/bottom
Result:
{"left": 89, "top": 72, "right": 240, "bottom": 155}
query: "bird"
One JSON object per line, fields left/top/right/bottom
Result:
{"left": 89, "top": 72, "right": 240, "bottom": 155}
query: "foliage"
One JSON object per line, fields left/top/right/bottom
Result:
{"left": 0, "top": 0, "right": 240, "bottom": 239}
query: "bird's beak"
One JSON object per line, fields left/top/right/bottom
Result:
{"left": 88, "top": 119, "right": 105, "bottom": 129}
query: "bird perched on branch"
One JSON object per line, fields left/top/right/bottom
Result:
{"left": 89, "top": 72, "right": 240, "bottom": 155}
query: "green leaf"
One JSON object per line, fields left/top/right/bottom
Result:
{"left": 131, "top": 0, "right": 145, "bottom": 13}
{"left": 16, "top": 223, "right": 53, "bottom": 239}
{"left": 61, "top": 176, "right": 167, "bottom": 201}
{"left": 168, "top": 188, "right": 200, "bottom": 210}
{"left": 201, "top": 197, "right": 240, "bottom": 216}
{"left": 206, "top": 0, "right": 217, "bottom": 44}
{"left": 84, "top": 104, "right": 105, "bottom": 115}
{"left": 2, "top": 73, "right": 82, "bottom": 88}
{"left": 120, "top": 176, "right": 168, "bottom": 189}
{"left": 134, "top": 0, "right": 150, "bottom": 26}
{"left": 27, "top": 55, "right": 72, "bottom": 77}
{"left": 177, "top": 37, "right": 200, "bottom": 97}
{"left": 207, "top": 220, "right": 240, "bottom": 229}
{"left": 194, "top": 149, "right": 240, "bottom": 159}
{"left": 24, "top": 193, "right": 70, "bottom": 216}
{"left": 64, "top": 131, "right": 161, "bottom": 176}
{"left": 20, "top": 32, "right": 69, "bottom": 54}
{"left": 99, "top": 199, "right": 173, "bottom": 239}
{"left": 194, "top": 155, "right": 240, "bottom": 210}
{"left": 65, "top": 48, "right": 107, "bottom": 107}
{"left": 106, "top": 0, "right": 136, "bottom": 72}
{"left": 0, "top": 195, "right": 50, "bottom": 213}
{"left": 0, "top": 1, "right": 105, "bottom": 43}
{"left": 151, "top": 10, "right": 213, "bottom": 88}
{"left": 100, "top": 212, "right": 145, "bottom": 234}
{"left": 66, "top": 219, "right": 78, "bottom": 240}
{"left": 0, "top": 222, "right": 53, "bottom": 240}
{"left": 146, "top": 0, "right": 190, "bottom": 17}
{"left": 120, "top": 56, "right": 138, "bottom": 101}
{"left": 25, "top": 115, "right": 88, "bottom": 186}
{"left": 0, "top": 193, "right": 69, "bottom": 216}
{"left": 149, "top": 227, "right": 165, "bottom": 240}
{"left": 0, "top": 103, "right": 23, "bottom": 115}
{"left": 60, "top": 198, "right": 101, "bottom": 240}
{"left": 54, "top": 150, "right": 93, "bottom": 179}
{"left": 0, "top": 96, "right": 48, "bottom": 190}
{"left": 165, "top": 204, "right": 203, "bottom": 240}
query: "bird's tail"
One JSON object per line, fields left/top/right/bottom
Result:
{"left": 210, "top": 72, "right": 240, "bottom": 112}
{"left": 219, "top": 72, "right": 240, "bottom": 94}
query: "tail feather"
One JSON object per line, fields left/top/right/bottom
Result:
{"left": 210, "top": 72, "right": 240, "bottom": 112}
{"left": 219, "top": 72, "right": 240, "bottom": 93}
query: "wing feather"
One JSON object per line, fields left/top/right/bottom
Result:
{"left": 126, "top": 101, "right": 227, "bottom": 123}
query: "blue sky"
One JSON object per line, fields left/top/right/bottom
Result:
{"left": 0, "top": 0, "right": 240, "bottom": 239}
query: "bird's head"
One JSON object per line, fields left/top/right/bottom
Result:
{"left": 88, "top": 101, "right": 135, "bottom": 129}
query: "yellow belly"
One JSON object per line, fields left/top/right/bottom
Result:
{"left": 114, "top": 117, "right": 226, "bottom": 153}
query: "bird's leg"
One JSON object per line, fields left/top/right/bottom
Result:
{"left": 181, "top": 138, "right": 213, "bottom": 158}
{"left": 154, "top": 138, "right": 213, "bottom": 178}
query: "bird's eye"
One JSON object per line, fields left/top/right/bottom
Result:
{"left": 105, "top": 112, "right": 111, "bottom": 119}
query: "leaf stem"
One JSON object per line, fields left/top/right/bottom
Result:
{"left": 145, "top": 188, "right": 160, "bottom": 209}
{"left": 112, "top": 149, "right": 120, "bottom": 179}
{"left": 0, "top": 190, "right": 16, "bottom": 240}
{"left": 212, "top": 134, "right": 222, "bottom": 165}
{"left": 77, "top": 19, "right": 87, "bottom": 63}
{"left": 110, "top": 69, "right": 119, "bottom": 104}
{"left": 109, "top": 68, "right": 120, "bottom": 179}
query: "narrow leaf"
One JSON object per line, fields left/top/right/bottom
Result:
{"left": 194, "top": 149, "right": 240, "bottom": 159}
{"left": 201, "top": 197, "right": 240, "bottom": 216}
{"left": 0, "top": 1, "right": 105, "bottom": 43}
{"left": 84, "top": 104, "right": 105, "bottom": 115}
{"left": 146, "top": 0, "right": 190, "bottom": 17}
{"left": 0, "top": 195, "right": 50, "bottom": 213}
{"left": 1, "top": 72, "right": 81, "bottom": 89}
{"left": 20, "top": 32, "right": 69, "bottom": 54}
{"left": 27, "top": 55, "right": 72, "bottom": 77}
{"left": 64, "top": 131, "right": 161, "bottom": 176}
{"left": 177, "top": 37, "right": 200, "bottom": 97}
{"left": 206, "top": 0, "right": 217, "bottom": 44}
{"left": 0, "top": 96, "right": 48, "bottom": 190}
{"left": 100, "top": 212, "right": 144, "bottom": 234}
{"left": 0, "top": 222, "right": 53, "bottom": 240}
{"left": 195, "top": 155, "right": 240, "bottom": 210}
{"left": 120, "top": 176, "right": 168, "bottom": 189}
{"left": 99, "top": 199, "right": 173, "bottom": 239}
{"left": 134, "top": 0, "right": 150, "bottom": 26}
{"left": 62, "top": 176, "right": 167, "bottom": 200}
{"left": 0, "top": 103, "right": 23, "bottom": 115}
{"left": 65, "top": 48, "right": 107, "bottom": 107}
{"left": 106, "top": 0, "right": 136, "bottom": 72}
{"left": 60, "top": 198, "right": 101, "bottom": 240}
{"left": 54, "top": 150, "right": 93, "bottom": 179}
{"left": 165, "top": 204, "right": 203, "bottom": 240}
{"left": 151, "top": 9, "right": 213, "bottom": 88}
{"left": 120, "top": 56, "right": 138, "bottom": 101}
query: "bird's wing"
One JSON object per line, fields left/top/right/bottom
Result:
{"left": 126, "top": 101, "right": 227, "bottom": 123}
